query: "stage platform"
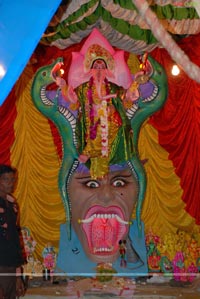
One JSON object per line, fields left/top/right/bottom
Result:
{"left": 23, "top": 274, "right": 200, "bottom": 299}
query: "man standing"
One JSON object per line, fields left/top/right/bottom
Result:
{"left": 0, "top": 165, "right": 25, "bottom": 299}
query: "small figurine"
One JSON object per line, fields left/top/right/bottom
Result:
{"left": 119, "top": 240, "right": 127, "bottom": 268}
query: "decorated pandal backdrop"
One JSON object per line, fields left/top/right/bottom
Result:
{"left": 1, "top": 2, "right": 200, "bottom": 280}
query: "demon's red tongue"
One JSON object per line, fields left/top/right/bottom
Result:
{"left": 91, "top": 218, "right": 116, "bottom": 249}
{"left": 82, "top": 216, "right": 127, "bottom": 254}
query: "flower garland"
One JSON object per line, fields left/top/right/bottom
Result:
{"left": 87, "top": 77, "right": 110, "bottom": 157}
{"left": 87, "top": 77, "right": 96, "bottom": 140}
{"left": 100, "top": 100, "right": 109, "bottom": 157}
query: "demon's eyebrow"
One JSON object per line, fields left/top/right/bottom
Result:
{"left": 111, "top": 173, "right": 133, "bottom": 179}
{"left": 74, "top": 175, "right": 95, "bottom": 180}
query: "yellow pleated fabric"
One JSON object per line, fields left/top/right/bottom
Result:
{"left": 11, "top": 64, "right": 65, "bottom": 260}
{"left": 138, "top": 121, "right": 197, "bottom": 236}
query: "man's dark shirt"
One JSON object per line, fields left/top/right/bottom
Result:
{"left": 0, "top": 197, "right": 24, "bottom": 267}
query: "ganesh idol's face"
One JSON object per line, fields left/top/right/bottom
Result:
{"left": 92, "top": 59, "right": 107, "bottom": 70}
{"left": 69, "top": 166, "right": 139, "bottom": 263}
{"left": 91, "top": 59, "right": 107, "bottom": 87}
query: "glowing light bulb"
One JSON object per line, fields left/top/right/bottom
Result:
{"left": 60, "top": 68, "right": 64, "bottom": 76}
{"left": 0, "top": 64, "right": 6, "bottom": 79}
{"left": 171, "top": 64, "right": 180, "bottom": 76}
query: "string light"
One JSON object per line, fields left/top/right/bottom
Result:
{"left": 171, "top": 64, "right": 180, "bottom": 76}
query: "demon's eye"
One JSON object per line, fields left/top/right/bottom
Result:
{"left": 112, "top": 179, "right": 125, "bottom": 187}
{"left": 85, "top": 180, "right": 99, "bottom": 188}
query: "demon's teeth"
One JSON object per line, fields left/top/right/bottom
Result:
{"left": 115, "top": 215, "right": 131, "bottom": 225}
{"left": 93, "top": 247, "right": 113, "bottom": 253}
{"left": 78, "top": 214, "right": 131, "bottom": 225}
{"left": 78, "top": 215, "right": 95, "bottom": 224}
